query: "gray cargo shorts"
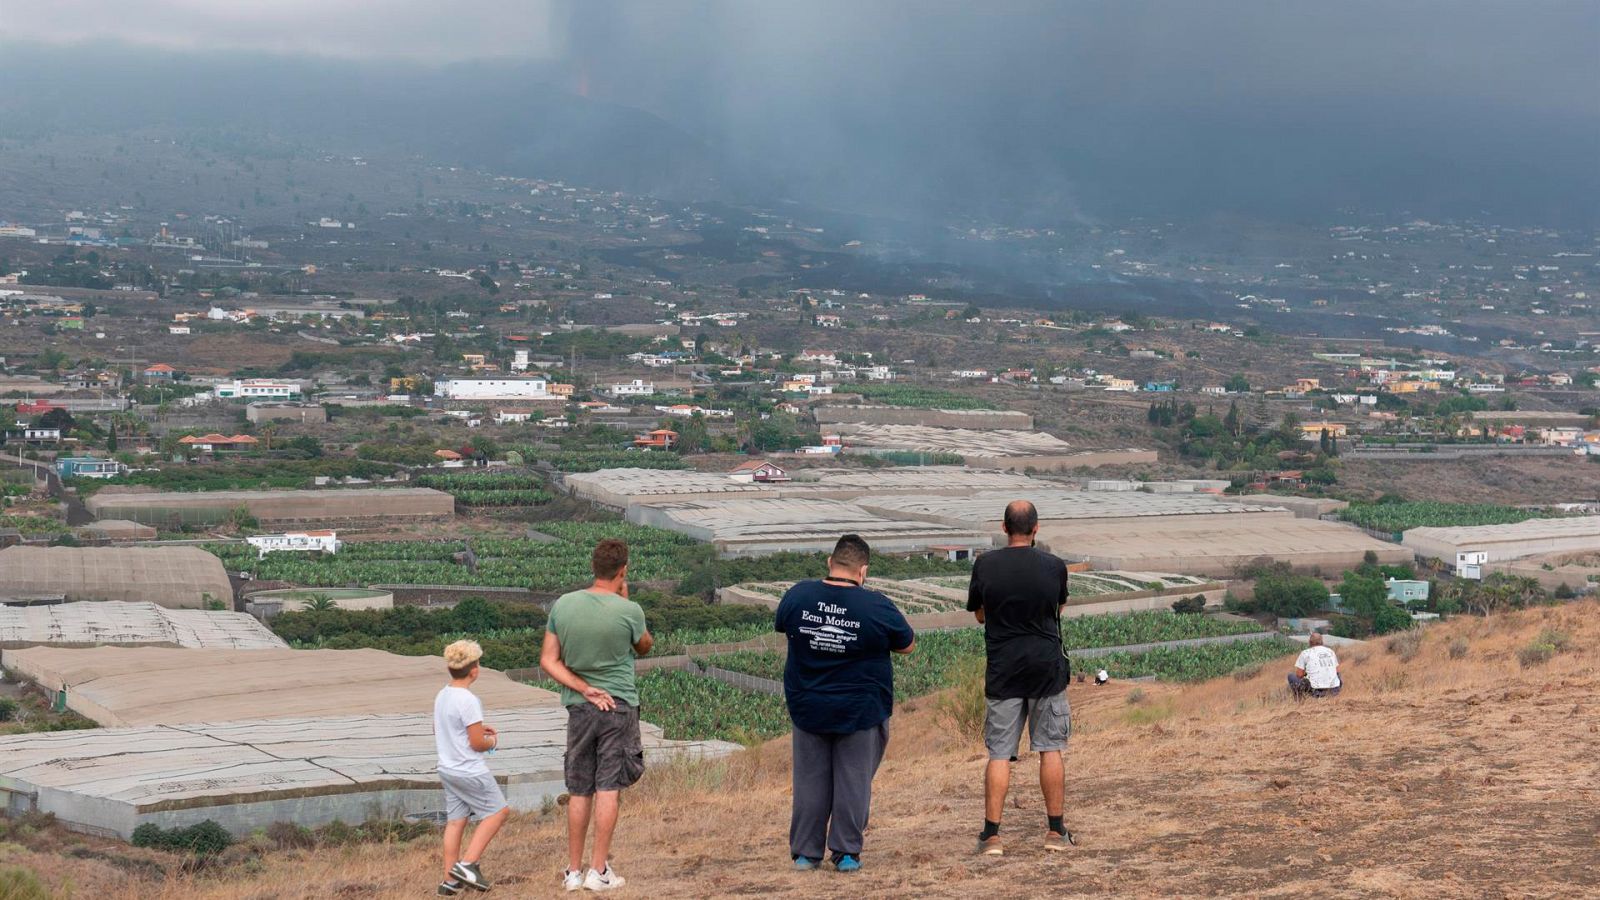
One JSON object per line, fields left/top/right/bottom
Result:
{"left": 439, "top": 769, "right": 508, "bottom": 822}
{"left": 564, "top": 701, "right": 645, "bottom": 796}
{"left": 984, "top": 691, "right": 1071, "bottom": 761}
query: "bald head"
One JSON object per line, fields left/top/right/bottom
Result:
{"left": 1003, "top": 500, "right": 1038, "bottom": 539}
{"left": 1309, "top": 632, "right": 1324, "bottom": 646}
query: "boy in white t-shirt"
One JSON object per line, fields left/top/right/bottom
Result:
{"left": 434, "top": 640, "right": 509, "bottom": 895}
{"left": 1288, "top": 632, "right": 1342, "bottom": 698}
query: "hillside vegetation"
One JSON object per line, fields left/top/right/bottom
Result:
{"left": 12, "top": 601, "right": 1597, "bottom": 898}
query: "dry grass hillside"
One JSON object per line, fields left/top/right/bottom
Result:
{"left": 13, "top": 602, "right": 1600, "bottom": 899}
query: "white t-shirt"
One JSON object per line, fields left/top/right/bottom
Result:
{"left": 1295, "top": 645, "right": 1341, "bottom": 690}
{"left": 434, "top": 686, "right": 490, "bottom": 777}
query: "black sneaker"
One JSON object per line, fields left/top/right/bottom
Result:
{"left": 438, "top": 879, "right": 465, "bottom": 896}
{"left": 450, "top": 862, "right": 491, "bottom": 892}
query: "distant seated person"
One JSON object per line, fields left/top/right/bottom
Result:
{"left": 1288, "top": 632, "right": 1341, "bottom": 699}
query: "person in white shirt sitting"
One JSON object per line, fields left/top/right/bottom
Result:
{"left": 1288, "top": 632, "right": 1342, "bottom": 699}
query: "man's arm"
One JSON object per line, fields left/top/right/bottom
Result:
{"left": 539, "top": 629, "right": 615, "bottom": 711}
{"left": 633, "top": 630, "right": 654, "bottom": 656}
{"left": 967, "top": 565, "right": 985, "bottom": 624}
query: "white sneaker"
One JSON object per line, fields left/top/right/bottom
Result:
{"left": 563, "top": 869, "right": 585, "bottom": 892}
{"left": 584, "top": 866, "right": 626, "bottom": 892}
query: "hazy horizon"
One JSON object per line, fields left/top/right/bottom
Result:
{"left": 3, "top": 1, "right": 1597, "bottom": 228}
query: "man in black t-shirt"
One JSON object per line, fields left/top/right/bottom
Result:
{"left": 775, "top": 534, "right": 916, "bottom": 873}
{"left": 966, "top": 500, "right": 1073, "bottom": 856}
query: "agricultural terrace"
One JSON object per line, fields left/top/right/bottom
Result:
{"left": 0, "top": 514, "right": 69, "bottom": 538}
{"left": 735, "top": 572, "right": 1214, "bottom": 614}
{"left": 672, "top": 626, "right": 1296, "bottom": 742}
{"left": 209, "top": 526, "right": 970, "bottom": 594}
{"left": 413, "top": 471, "right": 551, "bottom": 507}
{"left": 206, "top": 523, "right": 709, "bottom": 592}
{"left": 272, "top": 594, "right": 774, "bottom": 671}
{"left": 1338, "top": 501, "right": 1560, "bottom": 534}
{"left": 525, "top": 450, "right": 691, "bottom": 473}
{"left": 830, "top": 383, "right": 999, "bottom": 410}
{"left": 64, "top": 459, "right": 399, "bottom": 495}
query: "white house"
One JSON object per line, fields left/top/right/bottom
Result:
{"left": 797, "top": 349, "right": 840, "bottom": 365}
{"left": 952, "top": 369, "right": 989, "bottom": 379}
{"left": 493, "top": 409, "right": 539, "bottom": 425}
{"left": 861, "top": 365, "right": 894, "bottom": 381}
{"left": 246, "top": 530, "right": 341, "bottom": 560}
{"left": 606, "top": 379, "right": 655, "bottom": 397}
{"left": 168, "top": 325, "right": 191, "bottom": 335}
{"left": 807, "top": 384, "right": 834, "bottom": 396}
{"left": 434, "top": 378, "right": 549, "bottom": 401}
{"left": 815, "top": 314, "right": 842, "bottom": 328}
{"left": 728, "top": 460, "right": 790, "bottom": 483}
{"left": 214, "top": 379, "right": 301, "bottom": 400}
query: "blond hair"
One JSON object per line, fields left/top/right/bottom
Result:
{"left": 444, "top": 639, "right": 484, "bottom": 677}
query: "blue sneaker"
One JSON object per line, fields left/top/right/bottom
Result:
{"left": 793, "top": 856, "right": 822, "bottom": 871}
{"left": 834, "top": 855, "right": 861, "bottom": 873}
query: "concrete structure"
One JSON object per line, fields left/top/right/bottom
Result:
{"left": 0, "top": 647, "right": 553, "bottom": 728}
{"left": 243, "top": 587, "right": 394, "bottom": 617}
{"left": 246, "top": 530, "right": 341, "bottom": 559}
{"left": 814, "top": 405, "right": 1034, "bottom": 430}
{"left": 85, "top": 487, "right": 454, "bottom": 528}
{"left": 0, "top": 708, "right": 737, "bottom": 840}
{"left": 75, "top": 520, "right": 158, "bottom": 542}
{"left": 1402, "top": 516, "right": 1600, "bottom": 565}
{"left": 434, "top": 377, "right": 549, "bottom": 401}
{"left": 1217, "top": 494, "right": 1348, "bottom": 519}
{"left": 858, "top": 489, "right": 1291, "bottom": 528}
{"left": 245, "top": 402, "right": 328, "bottom": 425}
{"left": 0, "top": 546, "right": 233, "bottom": 609}
{"left": 629, "top": 497, "right": 992, "bottom": 557}
{"left": 1492, "top": 551, "right": 1600, "bottom": 594}
{"left": 214, "top": 379, "right": 302, "bottom": 400}
{"left": 0, "top": 602, "right": 287, "bottom": 650}
{"left": 830, "top": 423, "right": 1156, "bottom": 471}
{"left": 56, "top": 456, "right": 123, "bottom": 479}
{"left": 564, "top": 466, "right": 1042, "bottom": 509}
{"left": 1036, "top": 516, "right": 1412, "bottom": 577}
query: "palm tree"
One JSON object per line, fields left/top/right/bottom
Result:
{"left": 304, "top": 593, "right": 338, "bottom": 612}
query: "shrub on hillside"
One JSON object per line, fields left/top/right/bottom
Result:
{"left": 130, "top": 819, "right": 232, "bottom": 855}
{"left": 1252, "top": 574, "right": 1329, "bottom": 618}
{"left": 1385, "top": 629, "right": 1423, "bottom": 662}
{"left": 1448, "top": 637, "right": 1470, "bottom": 659}
{"left": 1170, "top": 594, "right": 1207, "bottom": 614}
{"left": 934, "top": 654, "right": 988, "bottom": 742}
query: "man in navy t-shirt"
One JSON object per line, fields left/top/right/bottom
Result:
{"left": 774, "top": 534, "right": 916, "bottom": 873}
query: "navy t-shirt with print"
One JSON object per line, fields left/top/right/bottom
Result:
{"left": 774, "top": 580, "right": 915, "bottom": 735}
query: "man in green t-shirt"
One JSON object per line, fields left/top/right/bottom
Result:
{"left": 541, "top": 538, "right": 652, "bottom": 893}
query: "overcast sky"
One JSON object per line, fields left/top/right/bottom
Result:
{"left": 3, "top": 1, "right": 1596, "bottom": 225}
{"left": 0, "top": 0, "right": 561, "bottom": 61}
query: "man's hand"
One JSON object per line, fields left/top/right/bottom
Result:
{"left": 482, "top": 726, "right": 498, "bottom": 739}
{"left": 583, "top": 687, "right": 616, "bottom": 711}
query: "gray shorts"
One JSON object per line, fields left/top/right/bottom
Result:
{"left": 984, "top": 691, "right": 1071, "bottom": 761}
{"left": 439, "top": 769, "right": 508, "bottom": 823}
{"left": 564, "top": 701, "right": 645, "bottom": 796}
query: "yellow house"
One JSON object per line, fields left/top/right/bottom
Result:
{"left": 1299, "top": 422, "right": 1348, "bottom": 438}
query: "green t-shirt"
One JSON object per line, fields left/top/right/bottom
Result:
{"left": 547, "top": 589, "right": 648, "bottom": 708}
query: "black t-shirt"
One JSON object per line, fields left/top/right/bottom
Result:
{"left": 966, "top": 546, "right": 1070, "bottom": 699}
{"left": 775, "top": 579, "right": 915, "bottom": 735}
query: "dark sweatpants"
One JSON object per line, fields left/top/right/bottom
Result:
{"left": 789, "top": 721, "right": 889, "bottom": 860}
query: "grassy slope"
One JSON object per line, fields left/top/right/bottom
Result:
{"left": 19, "top": 600, "right": 1600, "bottom": 898}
